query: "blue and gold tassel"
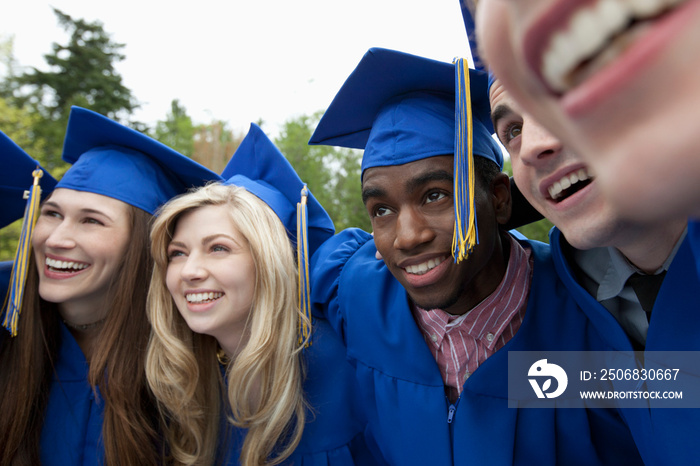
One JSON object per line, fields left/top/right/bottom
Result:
{"left": 452, "top": 57, "right": 479, "bottom": 264}
{"left": 2, "top": 168, "right": 44, "bottom": 336}
{"left": 296, "top": 185, "right": 312, "bottom": 348}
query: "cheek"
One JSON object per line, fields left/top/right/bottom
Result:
{"left": 371, "top": 229, "right": 394, "bottom": 259}
{"left": 31, "top": 221, "right": 51, "bottom": 250}
{"left": 165, "top": 265, "right": 181, "bottom": 297}
{"left": 512, "top": 160, "right": 538, "bottom": 200}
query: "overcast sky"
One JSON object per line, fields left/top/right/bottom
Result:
{"left": 1, "top": 0, "right": 471, "bottom": 139}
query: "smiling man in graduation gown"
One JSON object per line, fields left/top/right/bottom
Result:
{"left": 308, "top": 47, "right": 643, "bottom": 465}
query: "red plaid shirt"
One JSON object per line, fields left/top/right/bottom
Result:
{"left": 412, "top": 236, "right": 533, "bottom": 402}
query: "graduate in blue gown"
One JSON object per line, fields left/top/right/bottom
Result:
{"left": 146, "top": 123, "right": 378, "bottom": 465}
{"left": 487, "top": 62, "right": 700, "bottom": 463}
{"left": 307, "top": 47, "right": 643, "bottom": 465}
{"left": 0, "top": 107, "right": 219, "bottom": 465}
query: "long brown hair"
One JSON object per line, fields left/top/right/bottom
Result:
{"left": 0, "top": 203, "right": 161, "bottom": 465}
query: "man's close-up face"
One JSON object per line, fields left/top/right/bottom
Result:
{"left": 362, "top": 155, "right": 509, "bottom": 315}
{"left": 476, "top": 0, "right": 700, "bottom": 222}
{"left": 489, "top": 80, "right": 628, "bottom": 249}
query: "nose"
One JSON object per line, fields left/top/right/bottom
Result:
{"left": 179, "top": 253, "right": 208, "bottom": 282}
{"left": 42, "top": 219, "right": 77, "bottom": 250}
{"left": 393, "top": 207, "right": 435, "bottom": 251}
{"left": 518, "top": 117, "right": 563, "bottom": 167}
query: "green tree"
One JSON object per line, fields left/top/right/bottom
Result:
{"left": 0, "top": 96, "right": 65, "bottom": 261}
{"left": 275, "top": 112, "right": 371, "bottom": 232}
{"left": 153, "top": 99, "right": 195, "bottom": 157}
{"left": 502, "top": 158, "right": 554, "bottom": 243}
{"left": 9, "top": 8, "right": 137, "bottom": 169}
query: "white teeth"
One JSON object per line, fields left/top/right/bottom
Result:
{"left": 186, "top": 292, "right": 223, "bottom": 303}
{"left": 45, "top": 258, "right": 88, "bottom": 271}
{"left": 547, "top": 168, "right": 594, "bottom": 200}
{"left": 405, "top": 256, "right": 447, "bottom": 275}
{"left": 541, "top": 0, "right": 685, "bottom": 92}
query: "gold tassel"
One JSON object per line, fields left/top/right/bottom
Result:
{"left": 296, "top": 186, "right": 312, "bottom": 348}
{"left": 2, "top": 169, "right": 43, "bottom": 336}
{"left": 452, "top": 57, "right": 479, "bottom": 264}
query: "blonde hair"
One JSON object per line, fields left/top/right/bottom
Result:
{"left": 146, "top": 183, "right": 308, "bottom": 465}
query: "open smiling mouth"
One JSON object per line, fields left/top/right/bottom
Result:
{"left": 186, "top": 292, "right": 223, "bottom": 304}
{"left": 46, "top": 257, "right": 89, "bottom": 273}
{"left": 541, "top": 0, "right": 687, "bottom": 93}
{"left": 548, "top": 168, "right": 594, "bottom": 202}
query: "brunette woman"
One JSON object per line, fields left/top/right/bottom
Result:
{"left": 0, "top": 107, "right": 220, "bottom": 465}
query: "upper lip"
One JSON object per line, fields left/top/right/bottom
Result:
{"left": 524, "top": 0, "right": 689, "bottom": 94}
{"left": 44, "top": 253, "right": 89, "bottom": 265}
{"left": 539, "top": 163, "right": 589, "bottom": 199}
{"left": 184, "top": 288, "right": 221, "bottom": 296}
{"left": 523, "top": 0, "right": 588, "bottom": 94}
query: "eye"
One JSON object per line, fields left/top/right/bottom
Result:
{"left": 506, "top": 123, "right": 522, "bottom": 141}
{"left": 83, "top": 217, "right": 105, "bottom": 226}
{"left": 167, "top": 248, "right": 186, "bottom": 261}
{"left": 373, "top": 206, "right": 394, "bottom": 218}
{"left": 211, "top": 244, "right": 230, "bottom": 253}
{"left": 41, "top": 208, "right": 62, "bottom": 219}
{"left": 498, "top": 122, "right": 523, "bottom": 147}
{"left": 425, "top": 191, "right": 447, "bottom": 204}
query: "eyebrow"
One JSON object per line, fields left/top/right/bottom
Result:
{"left": 43, "top": 201, "right": 116, "bottom": 222}
{"left": 362, "top": 169, "right": 453, "bottom": 205}
{"left": 490, "top": 102, "right": 516, "bottom": 130}
{"left": 168, "top": 234, "right": 241, "bottom": 250}
{"left": 201, "top": 233, "right": 238, "bottom": 246}
{"left": 406, "top": 170, "right": 453, "bottom": 193}
{"left": 362, "top": 186, "right": 387, "bottom": 205}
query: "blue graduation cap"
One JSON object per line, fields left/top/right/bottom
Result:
{"left": 0, "top": 131, "right": 57, "bottom": 336}
{"left": 309, "top": 47, "right": 503, "bottom": 262}
{"left": 0, "top": 131, "right": 57, "bottom": 229}
{"left": 222, "top": 123, "right": 335, "bottom": 346}
{"left": 59, "top": 106, "right": 222, "bottom": 215}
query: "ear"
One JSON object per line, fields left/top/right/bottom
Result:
{"left": 490, "top": 172, "right": 512, "bottom": 226}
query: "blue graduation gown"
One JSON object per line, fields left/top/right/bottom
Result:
{"left": 550, "top": 226, "right": 700, "bottom": 465}
{"left": 222, "top": 318, "right": 380, "bottom": 465}
{"left": 40, "top": 322, "right": 104, "bottom": 465}
{"left": 0, "top": 260, "right": 12, "bottom": 306}
{"left": 688, "top": 219, "right": 700, "bottom": 279}
{"left": 311, "top": 228, "right": 642, "bottom": 466}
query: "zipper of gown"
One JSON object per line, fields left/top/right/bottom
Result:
{"left": 447, "top": 396, "right": 461, "bottom": 424}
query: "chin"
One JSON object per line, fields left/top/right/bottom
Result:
{"left": 411, "top": 293, "right": 459, "bottom": 313}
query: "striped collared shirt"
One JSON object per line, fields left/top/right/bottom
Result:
{"left": 412, "top": 235, "right": 533, "bottom": 401}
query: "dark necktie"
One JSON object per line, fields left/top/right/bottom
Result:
{"left": 625, "top": 271, "right": 667, "bottom": 321}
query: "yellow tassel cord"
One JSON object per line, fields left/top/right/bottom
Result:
{"left": 452, "top": 58, "right": 479, "bottom": 264}
{"left": 2, "top": 169, "right": 44, "bottom": 336}
{"left": 296, "top": 186, "right": 312, "bottom": 348}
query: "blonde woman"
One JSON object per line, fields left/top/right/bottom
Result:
{"left": 146, "top": 124, "right": 378, "bottom": 466}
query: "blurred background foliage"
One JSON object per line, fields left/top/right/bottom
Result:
{"left": 0, "top": 8, "right": 549, "bottom": 261}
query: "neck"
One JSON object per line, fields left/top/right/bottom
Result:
{"left": 615, "top": 219, "right": 686, "bottom": 273}
{"left": 444, "top": 231, "right": 510, "bottom": 316}
{"left": 63, "top": 318, "right": 105, "bottom": 361}
{"left": 216, "top": 328, "right": 250, "bottom": 361}
{"left": 58, "top": 302, "right": 108, "bottom": 361}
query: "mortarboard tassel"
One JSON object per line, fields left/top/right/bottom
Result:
{"left": 296, "top": 186, "right": 312, "bottom": 348}
{"left": 452, "top": 57, "right": 479, "bottom": 264}
{"left": 2, "top": 168, "right": 44, "bottom": 336}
